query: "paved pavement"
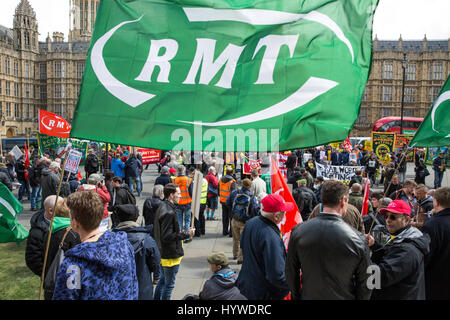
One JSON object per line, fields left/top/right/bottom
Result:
{"left": 14, "top": 162, "right": 448, "bottom": 300}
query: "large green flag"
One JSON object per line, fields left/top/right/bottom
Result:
{"left": 70, "top": 0, "right": 378, "bottom": 151}
{"left": 0, "top": 183, "right": 28, "bottom": 243}
{"left": 410, "top": 75, "right": 450, "bottom": 148}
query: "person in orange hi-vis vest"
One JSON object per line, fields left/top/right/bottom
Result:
{"left": 219, "top": 167, "right": 237, "bottom": 237}
{"left": 171, "top": 165, "right": 194, "bottom": 242}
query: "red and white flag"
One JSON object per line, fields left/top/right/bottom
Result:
{"left": 342, "top": 137, "right": 353, "bottom": 153}
{"left": 39, "top": 109, "right": 71, "bottom": 138}
{"left": 270, "top": 156, "right": 302, "bottom": 248}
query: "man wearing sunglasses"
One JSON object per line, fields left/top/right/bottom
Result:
{"left": 366, "top": 200, "right": 430, "bottom": 300}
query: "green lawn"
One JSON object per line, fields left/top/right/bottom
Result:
{"left": 0, "top": 241, "right": 40, "bottom": 300}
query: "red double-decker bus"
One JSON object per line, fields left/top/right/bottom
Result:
{"left": 372, "top": 116, "right": 423, "bottom": 135}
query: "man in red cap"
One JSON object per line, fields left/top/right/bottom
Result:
{"left": 286, "top": 180, "right": 372, "bottom": 300}
{"left": 235, "top": 193, "right": 293, "bottom": 300}
{"left": 366, "top": 199, "right": 430, "bottom": 300}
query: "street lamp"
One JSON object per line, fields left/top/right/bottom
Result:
{"left": 400, "top": 53, "right": 408, "bottom": 135}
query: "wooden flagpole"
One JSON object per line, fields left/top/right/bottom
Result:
{"left": 38, "top": 153, "right": 69, "bottom": 300}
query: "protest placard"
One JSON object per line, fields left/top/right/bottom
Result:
{"left": 371, "top": 132, "right": 396, "bottom": 158}
{"left": 10, "top": 145, "right": 23, "bottom": 160}
{"left": 65, "top": 149, "right": 83, "bottom": 174}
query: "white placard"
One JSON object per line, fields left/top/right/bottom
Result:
{"left": 10, "top": 145, "right": 23, "bottom": 160}
{"left": 65, "top": 149, "right": 83, "bottom": 174}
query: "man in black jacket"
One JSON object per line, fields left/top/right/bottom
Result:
{"left": 154, "top": 166, "right": 171, "bottom": 186}
{"left": 143, "top": 184, "right": 164, "bottom": 227}
{"left": 25, "top": 195, "right": 65, "bottom": 277}
{"left": 153, "top": 183, "right": 195, "bottom": 300}
{"left": 286, "top": 180, "right": 372, "bottom": 300}
{"left": 16, "top": 155, "right": 30, "bottom": 202}
{"left": 84, "top": 149, "right": 99, "bottom": 180}
{"left": 113, "top": 204, "right": 161, "bottom": 300}
{"left": 109, "top": 176, "right": 136, "bottom": 228}
{"left": 432, "top": 152, "right": 446, "bottom": 189}
{"left": 422, "top": 187, "right": 450, "bottom": 300}
{"left": 40, "top": 162, "right": 60, "bottom": 205}
{"left": 292, "top": 179, "right": 317, "bottom": 221}
{"left": 366, "top": 199, "right": 430, "bottom": 300}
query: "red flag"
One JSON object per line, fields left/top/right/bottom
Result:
{"left": 24, "top": 143, "right": 30, "bottom": 169}
{"left": 361, "top": 179, "right": 370, "bottom": 216}
{"left": 270, "top": 156, "right": 302, "bottom": 248}
{"left": 39, "top": 109, "right": 71, "bottom": 138}
{"left": 343, "top": 137, "right": 353, "bottom": 153}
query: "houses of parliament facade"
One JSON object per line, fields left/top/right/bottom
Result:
{"left": 0, "top": 0, "right": 449, "bottom": 139}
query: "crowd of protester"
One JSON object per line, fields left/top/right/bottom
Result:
{"left": 7, "top": 143, "right": 448, "bottom": 300}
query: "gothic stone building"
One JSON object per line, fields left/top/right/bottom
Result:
{"left": 352, "top": 36, "right": 449, "bottom": 136}
{"left": 0, "top": 0, "right": 448, "bottom": 139}
{"left": 0, "top": 0, "right": 98, "bottom": 138}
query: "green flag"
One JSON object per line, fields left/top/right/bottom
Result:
{"left": 0, "top": 182, "right": 29, "bottom": 243}
{"left": 410, "top": 75, "right": 450, "bottom": 148}
{"left": 70, "top": 0, "right": 378, "bottom": 151}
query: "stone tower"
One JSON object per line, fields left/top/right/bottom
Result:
{"left": 13, "top": 0, "right": 39, "bottom": 53}
{"left": 69, "top": 0, "right": 100, "bottom": 42}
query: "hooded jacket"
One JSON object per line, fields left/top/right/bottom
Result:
{"left": 143, "top": 196, "right": 163, "bottom": 226}
{"left": 52, "top": 231, "right": 138, "bottom": 300}
{"left": 199, "top": 267, "right": 247, "bottom": 300}
{"left": 113, "top": 222, "right": 161, "bottom": 300}
{"left": 40, "top": 168, "right": 60, "bottom": 205}
{"left": 370, "top": 225, "right": 430, "bottom": 300}
{"left": 111, "top": 158, "right": 125, "bottom": 178}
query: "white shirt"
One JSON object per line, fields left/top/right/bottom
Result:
{"left": 251, "top": 176, "right": 267, "bottom": 202}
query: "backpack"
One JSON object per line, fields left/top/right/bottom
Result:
{"left": 293, "top": 188, "right": 315, "bottom": 218}
{"left": 121, "top": 184, "right": 136, "bottom": 205}
{"left": 232, "top": 190, "right": 252, "bottom": 221}
{"left": 43, "top": 227, "right": 72, "bottom": 295}
{"left": 207, "top": 182, "right": 218, "bottom": 195}
{"left": 88, "top": 154, "right": 99, "bottom": 170}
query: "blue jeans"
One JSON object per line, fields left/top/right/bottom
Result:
{"left": 30, "top": 186, "right": 42, "bottom": 210}
{"left": 128, "top": 176, "right": 142, "bottom": 196}
{"left": 176, "top": 206, "right": 191, "bottom": 234}
{"left": 18, "top": 180, "right": 30, "bottom": 201}
{"left": 154, "top": 264, "right": 180, "bottom": 300}
{"left": 434, "top": 170, "right": 444, "bottom": 188}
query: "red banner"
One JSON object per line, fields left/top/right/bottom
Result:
{"left": 39, "top": 109, "right": 71, "bottom": 138}
{"left": 243, "top": 158, "right": 261, "bottom": 175}
{"left": 137, "top": 148, "right": 161, "bottom": 165}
